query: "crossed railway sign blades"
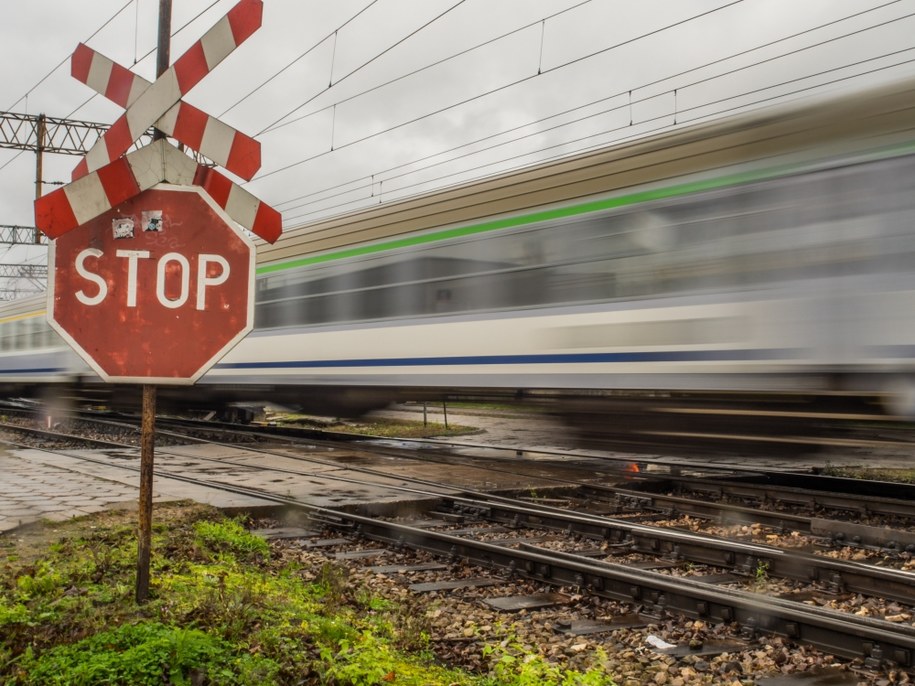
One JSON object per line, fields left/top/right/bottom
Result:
{"left": 34, "top": 0, "right": 282, "bottom": 244}
{"left": 71, "top": 43, "right": 260, "bottom": 181}
{"left": 35, "top": 141, "right": 281, "bottom": 243}
{"left": 73, "top": 0, "right": 262, "bottom": 182}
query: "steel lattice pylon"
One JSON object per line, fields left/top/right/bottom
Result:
{"left": 0, "top": 111, "right": 108, "bottom": 155}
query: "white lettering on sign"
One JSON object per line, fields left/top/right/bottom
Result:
{"left": 74, "top": 249, "right": 233, "bottom": 311}
{"left": 197, "top": 254, "right": 230, "bottom": 309}
{"left": 116, "top": 250, "right": 152, "bottom": 307}
{"left": 157, "top": 253, "right": 191, "bottom": 309}
{"left": 75, "top": 248, "right": 107, "bottom": 305}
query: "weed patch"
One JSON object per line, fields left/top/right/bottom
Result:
{"left": 270, "top": 413, "right": 479, "bottom": 438}
{"left": 0, "top": 502, "right": 617, "bottom": 685}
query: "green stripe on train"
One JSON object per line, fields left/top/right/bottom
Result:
{"left": 257, "top": 142, "right": 915, "bottom": 276}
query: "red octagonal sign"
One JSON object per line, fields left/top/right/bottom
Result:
{"left": 48, "top": 184, "right": 255, "bottom": 384}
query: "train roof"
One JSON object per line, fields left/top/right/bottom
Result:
{"left": 258, "top": 76, "right": 915, "bottom": 268}
{"left": 0, "top": 293, "right": 46, "bottom": 319}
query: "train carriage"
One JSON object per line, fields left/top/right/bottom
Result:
{"left": 3, "top": 76, "right": 915, "bottom": 422}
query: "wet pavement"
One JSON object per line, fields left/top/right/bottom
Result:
{"left": 0, "top": 446, "right": 271, "bottom": 533}
{"left": 2, "top": 405, "right": 912, "bottom": 535}
{"left": 0, "top": 409, "right": 591, "bottom": 535}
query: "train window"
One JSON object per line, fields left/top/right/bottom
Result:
{"left": 29, "top": 318, "right": 44, "bottom": 348}
{"left": 13, "top": 320, "right": 31, "bottom": 350}
{"left": 18, "top": 319, "right": 30, "bottom": 350}
{"left": 0, "top": 315, "right": 63, "bottom": 351}
{"left": 252, "top": 152, "right": 915, "bottom": 328}
{"left": 1, "top": 320, "right": 20, "bottom": 351}
{"left": 41, "top": 321, "right": 58, "bottom": 348}
{"left": 378, "top": 259, "right": 423, "bottom": 318}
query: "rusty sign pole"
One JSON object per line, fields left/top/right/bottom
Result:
{"left": 136, "top": 384, "right": 156, "bottom": 603}
{"left": 136, "top": 0, "right": 172, "bottom": 605}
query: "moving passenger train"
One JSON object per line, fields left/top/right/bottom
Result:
{"left": 3, "top": 76, "right": 915, "bottom": 426}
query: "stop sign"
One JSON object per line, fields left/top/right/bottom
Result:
{"left": 48, "top": 184, "right": 255, "bottom": 384}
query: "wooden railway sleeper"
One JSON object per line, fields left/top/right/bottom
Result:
{"left": 507, "top": 541, "right": 915, "bottom": 668}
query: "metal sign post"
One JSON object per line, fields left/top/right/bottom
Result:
{"left": 136, "top": 0, "right": 170, "bottom": 606}
{"left": 137, "top": 384, "right": 157, "bottom": 602}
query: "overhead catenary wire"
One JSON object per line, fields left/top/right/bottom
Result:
{"left": 4, "top": 0, "right": 134, "bottom": 112}
{"left": 0, "top": 0, "right": 138, "bottom": 173}
{"left": 287, "top": 0, "right": 911, "bottom": 211}
{"left": 256, "top": 0, "right": 472, "bottom": 137}
{"left": 13, "top": 0, "right": 224, "bottom": 121}
{"left": 283, "top": 49, "right": 915, "bottom": 225}
{"left": 265, "top": 0, "right": 909, "bottom": 217}
{"left": 237, "top": 0, "right": 594, "bottom": 132}
{"left": 257, "top": 0, "right": 749, "bottom": 184}
{"left": 63, "top": 0, "right": 223, "bottom": 120}
{"left": 217, "top": 0, "right": 382, "bottom": 118}
{"left": 264, "top": 0, "right": 735, "bottom": 137}
{"left": 0, "top": 0, "right": 225, "bottom": 174}
{"left": 1, "top": 0, "right": 910, "bottom": 228}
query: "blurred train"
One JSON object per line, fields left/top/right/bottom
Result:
{"left": 3, "top": 76, "right": 915, "bottom": 428}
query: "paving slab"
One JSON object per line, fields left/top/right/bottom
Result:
{"left": 0, "top": 447, "right": 273, "bottom": 535}
{"left": 0, "top": 433, "right": 577, "bottom": 535}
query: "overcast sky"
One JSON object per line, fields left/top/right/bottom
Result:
{"left": 1, "top": 0, "right": 914, "bottom": 294}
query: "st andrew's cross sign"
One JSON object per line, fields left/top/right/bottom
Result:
{"left": 34, "top": 0, "right": 282, "bottom": 384}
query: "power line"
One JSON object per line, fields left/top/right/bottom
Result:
{"left": 366, "top": 2, "right": 915, "bottom": 199}
{"left": 10, "top": 0, "right": 224, "bottom": 123}
{"left": 0, "top": 0, "right": 225, "bottom": 174}
{"left": 218, "top": 0, "right": 382, "bottom": 118}
{"left": 282, "top": 49, "right": 915, "bottom": 224}
{"left": 5, "top": 0, "right": 134, "bottom": 112}
{"left": 257, "top": 0, "right": 595, "bottom": 135}
{"left": 269, "top": 1, "right": 909, "bottom": 216}
{"left": 63, "top": 0, "right": 224, "bottom": 121}
{"left": 254, "top": 0, "right": 750, "bottom": 183}
{"left": 256, "top": 0, "right": 472, "bottom": 136}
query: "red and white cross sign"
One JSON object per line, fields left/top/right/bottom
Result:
{"left": 34, "top": 0, "right": 282, "bottom": 245}
{"left": 73, "top": 0, "right": 262, "bottom": 182}
{"left": 35, "top": 140, "right": 281, "bottom": 243}
{"left": 71, "top": 43, "right": 260, "bottom": 181}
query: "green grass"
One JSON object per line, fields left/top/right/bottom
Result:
{"left": 408, "top": 401, "right": 542, "bottom": 414}
{"left": 334, "top": 418, "right": 480, "bottom": 439}
{"left": 270, "top": 414, "right": 481, "bottom": 439}
{"left": 0, "top": 503, "right": 616, "bottom": 685}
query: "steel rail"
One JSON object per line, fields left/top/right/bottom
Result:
{"left": 343, "top": 510, "right": 915, "bottom": 669}
{"left": 581, "top": 484, "right": 915, "bottom": 549}
{"left": 442, "top": 492, "right": 915, "bottom": 606}
{"left": 2, "top": 426, "right": 915, "bottom": 668}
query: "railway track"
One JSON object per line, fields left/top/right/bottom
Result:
{"left": 1, "top": 411, "right": 915, "bottom": 680}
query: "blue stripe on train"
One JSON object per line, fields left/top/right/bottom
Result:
{"left": 216, "top": 349, "right": 802, "bottom": 370}
{"left": 0, "top": 367, "right": 67, "bottom": 375}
